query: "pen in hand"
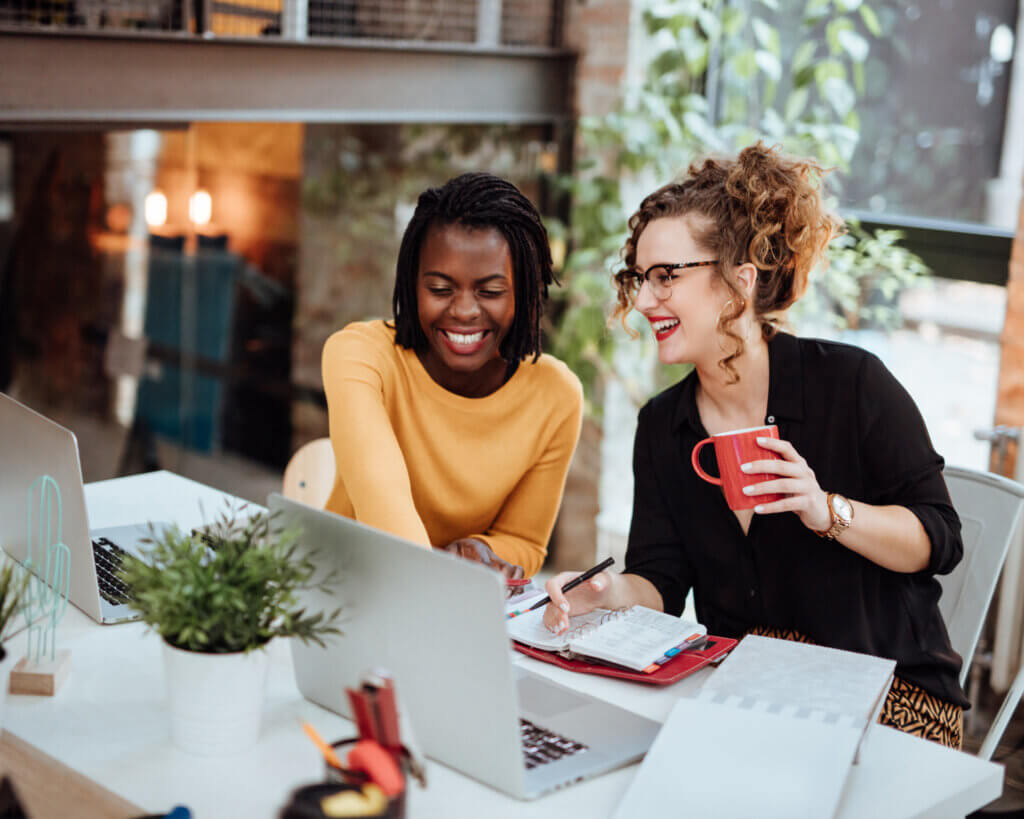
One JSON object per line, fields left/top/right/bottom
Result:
{"left": 527, "top": 556, "right": 615, "bottom": 612}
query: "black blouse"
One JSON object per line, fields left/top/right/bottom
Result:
{"left": 623, "top": 331, "right": 968, "bottom": 708}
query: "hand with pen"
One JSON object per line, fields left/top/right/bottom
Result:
{"left": 542, "top": 557, "right": 667, "bottom": 635}
{"left": 541, "top": 558, "right": 615, "bottom": 635}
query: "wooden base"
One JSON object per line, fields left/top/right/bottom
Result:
{"left": 8, "top": 650, "right": 71, "bottom": 696}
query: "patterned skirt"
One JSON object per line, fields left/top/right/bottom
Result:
{"left": 747, "top": 626, "right": 963, "bottom": 750}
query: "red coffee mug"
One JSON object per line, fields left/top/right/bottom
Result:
{"left": 691, "top": 425, "right": 784, "bottom": 511}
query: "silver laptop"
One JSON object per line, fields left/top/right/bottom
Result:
{"left": 269, "top": 493, "right": 660, "bottom": 800}
{"left": 0, "top": 392, "right": 166, "bottom": 624}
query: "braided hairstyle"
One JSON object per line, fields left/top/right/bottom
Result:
{"left": 392, "top": 172, "right": 557, "bottom": 364}
{"left": 613, "top": 142, "right": 842, "bottom": 383}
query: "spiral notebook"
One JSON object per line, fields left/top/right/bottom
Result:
{"left": 613, "top": 636, "right": 897, "bottom": 819}
{"left": 507, "top": 606, "right": 707, "bottom": 672}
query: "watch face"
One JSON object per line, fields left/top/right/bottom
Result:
{"left": 832, "top": 495, "right": 853, "bottom": 523}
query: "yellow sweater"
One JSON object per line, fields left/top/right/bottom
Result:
{"left": 322, "top": 320, "right": 583, "bottom": 577}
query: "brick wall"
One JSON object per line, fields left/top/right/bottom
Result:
{"left": 564, "top": 0, "right": 633, "bottom": 117}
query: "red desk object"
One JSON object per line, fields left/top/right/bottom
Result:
{"left": 513, "top": 635, "right": 737, "bottom": 685}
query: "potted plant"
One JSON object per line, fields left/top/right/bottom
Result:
{"left": 0, "top": 562, "right": 29, "bottom": 731}
{"left": 120, "top": 506, "right": 341, "bottom": 756}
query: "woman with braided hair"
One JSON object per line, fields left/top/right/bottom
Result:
{"left": 542, "top": 143, "right": 967, "bottom": 747}
{"left": 322, "top": 172, "right": 582, "bottom": 579}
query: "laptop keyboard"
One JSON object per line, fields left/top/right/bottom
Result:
{"left": 92, "top": 537, "right": 133, "bottom": 605}
{"left": 520, "top": 719, "right": 588, "bottom": 769}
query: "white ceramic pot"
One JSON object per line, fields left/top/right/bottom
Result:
{"left": 162, "top": 639, "right": 270, "bottom": 756}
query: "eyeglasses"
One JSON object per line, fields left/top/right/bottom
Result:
{"left": 619, "top": 260, "right": 719, "bottom": 300}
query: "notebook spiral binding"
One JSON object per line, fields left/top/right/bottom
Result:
{"left": 555, "top": 607, "right": 633, "bottom": 659}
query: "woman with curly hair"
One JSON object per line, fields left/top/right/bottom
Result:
{"left": 542, "top": 143, "right": 967, "bottom": 747}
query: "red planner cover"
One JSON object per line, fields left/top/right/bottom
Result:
{"left": 513, "top": 635, "right": 738, "bottom": 686}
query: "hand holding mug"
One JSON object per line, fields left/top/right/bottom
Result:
{"left": 691, "top": 425, "right": 785, "bottom": 510}
{"left": 739, "top": 436, "right": 832, "bottom": 532}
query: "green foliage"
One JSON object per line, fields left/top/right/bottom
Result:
{"left": 120, "top": 507, "right": 341, "bottom": 654}
{"left": 797, "top": 219, "right": 930, "bottom": 330}
{"left": 0, "top": 562, "right": 29, "bottom": 646}
{"left": 547, "top": 0, "right": 929, "bottom": 412}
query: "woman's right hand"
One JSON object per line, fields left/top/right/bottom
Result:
{"left": 542, "top": 570, "right": 613, "bottom": 634}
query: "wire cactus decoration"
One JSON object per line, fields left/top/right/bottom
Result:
{"left": 23, "top": 475, "right": 71, "bottom": 662}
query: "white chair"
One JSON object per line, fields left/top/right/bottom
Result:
{"left": 282, "top": 437, "right": 336, "bottom": 510}
{"left": 939, "top": 465, "right": 1024, "bottom": 759}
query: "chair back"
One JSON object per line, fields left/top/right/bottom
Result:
{"left": 282, "top": 437, "right": 336, "bottom": 509}
{"left": 939, "top": 465, "right": 1024, "bottom": 687}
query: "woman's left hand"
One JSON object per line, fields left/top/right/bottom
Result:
{"left": 741, "top": 436, "right": 832, "bottom": 533}
{"left": 440, "top": 538, "right": 525, "bottom": 579}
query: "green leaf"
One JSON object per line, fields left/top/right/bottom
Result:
{"left": 682, "top": 111, "right": 726, "bottom": 150}
{"left": 761, "top": 108, "right": 786, "bottom": 138}
{"left": 696, "top": 8, "right": 721, "bottom": 40}
{"left": 755, "top": 50, "right": 782, "bottom": 82}
{"left": 752, "top": 18, "right": 780, "bottom": 55}
{"left": 721, "top": 6, "right": 745, "bottom": 36}
{"left": 814, "top": 59, "right": 847, "bottom": 86}
{"left": 822, "top": 76, "right": 855, "bottom": 117}
{"left": 859, "top": 5, "right": 881, "bottom": 36}
{"left": 852, "top": 60, "right": 865, "bottom": 95}
{"left": 599, "top": 203, "right": 624, "bottom": 233}
{"left": 793, "top": 64, "right": 816, "bottom": 89}
{"left": 792, "top": 41, "right": 817, "bottom": 74}
{"left": 837, "top": 29, "right": 869, "bottom": 62}
{"left": 836, "top": 0, "right": 861, "bottom": 11}
{"left": 804, "top": 0, "right": 831, "bottom": 22}
{"left": 825, "top": 18, "right": 854, "bottom": 55}
{"left": 730, "top": 49, "right": 758, "bottom": 80}
{"left": 784, "top": 87, "right": 810, "bottom": 121}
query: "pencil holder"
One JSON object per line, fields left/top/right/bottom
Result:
{"left": 279, "top": 782, "right": 394, "bottom": 819}
{"left": 323, "top": 737, "right": 406, "bottom": 819}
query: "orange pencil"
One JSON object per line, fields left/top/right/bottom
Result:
{"left": 302, "top": 721, "right": 344, "bottom": 769}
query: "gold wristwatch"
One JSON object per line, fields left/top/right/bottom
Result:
{"left": 815, "top": 493, "right": 854, "bottom": 540}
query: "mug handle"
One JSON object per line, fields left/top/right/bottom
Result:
{"left": 691, "top": 438, "right": 722, "bottom": 485}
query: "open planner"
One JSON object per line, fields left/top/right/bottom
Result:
{"left": 507, "top": 606, "right": 708, "bottom": 673}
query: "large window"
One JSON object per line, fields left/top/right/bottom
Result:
{"left": 840, "top": 0, "right": 1019, "bottom": 227}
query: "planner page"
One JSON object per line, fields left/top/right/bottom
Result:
{"left": 505, "top": 608, "right": 610, "bottom": 652}
{"left": 570, "top": 606, "right": 707, "bottom": 671}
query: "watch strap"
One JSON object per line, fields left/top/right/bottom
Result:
{"left": 815, "top": 493, "right": 850, "bottom": 540}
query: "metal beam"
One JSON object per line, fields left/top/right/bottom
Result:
{"left": 845, "top": 208, "right": 1014, "bottom": 287}
{"left": 0, "top": 32, "right": 575, "bottom": 125}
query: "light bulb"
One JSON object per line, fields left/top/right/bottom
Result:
{"left": 145, "top": 191, "right": 167, "bottom": 228}
{"left": 189, "top": 190, "right": 212, "bottom": 226}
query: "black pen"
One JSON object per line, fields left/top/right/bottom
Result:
{"left": 527, "top": 557, "right": 615, "bottom": 612}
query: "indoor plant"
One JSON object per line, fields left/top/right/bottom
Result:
{"left": 0, "top": 562, "right": 29, "bottom": 730}
{"left": 120, "top": 506, "right": 340, "bottom": 756}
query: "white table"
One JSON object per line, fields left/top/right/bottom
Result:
{"left": 1, "top": 471, "right": 1005, "bottom": 818}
